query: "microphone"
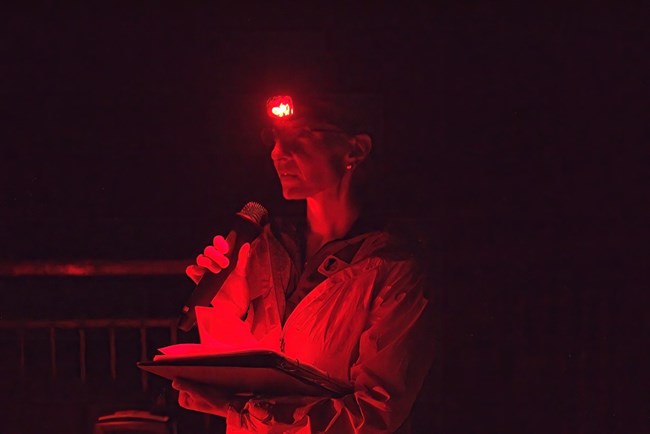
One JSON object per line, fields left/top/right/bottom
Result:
{"left": 177, "top": 201, "right": 269, "bottom": 332}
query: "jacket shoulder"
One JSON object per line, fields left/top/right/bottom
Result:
{"left": 356, "top": 230, "right": 419, "bottom": 264}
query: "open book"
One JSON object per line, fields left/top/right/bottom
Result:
{"left": 137, "top": 307, "right": 352, "bottom": 397}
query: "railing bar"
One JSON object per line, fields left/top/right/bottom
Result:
{"left": 18, "top": 329, "right": 26, "bottom": 377}
{"left": 140, "top": 326, "right": 148, "bottom": 392}
{"left": 79, "top": 329, "right": 86, "bottom": 382}
{"left": 170, "top": 323, "right": 177, "bottom": 345}
{"left": 50, "top": 326, "right": 57, "bottom": 381}
{"left": 109, "top": 327, "right": 117, "bottom": 381}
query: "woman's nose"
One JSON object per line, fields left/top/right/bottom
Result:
{"left": 271, "top": 139, "right": 288, "bottom": 161}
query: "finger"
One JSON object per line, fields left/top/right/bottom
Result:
{"left": 204, "top": 245, "right": 230, "bottom": 269}
{"left": 196, "top": 254, "right": 223, "bottom": 274}
{"left": 177, "top": 390, "right": 217, "bottom": 415}
{"left": 234, "top": 243, "right": 250, "bottom": 277}
{"left": 185, "top": 264, "right": 206, "bottom": 284}
{"left": 177, "top": 390, "right": 203, "bottom": 412}
{"left": 177, "top": 390, "right": 193, "bottom": 410}
{"left": 213, "top": 235, "right": 230, "bottom": 254}
{"left": 173, "top": 378, "right": 202, "bottom": 394}
{"left": 172, "top": 378, "right": 192, "bottom": 391}
{"left": 172, "top": 379, "right": 233, "bottom": 417}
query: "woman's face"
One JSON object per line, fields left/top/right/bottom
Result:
{"left": 270, "top": 124, "right": 349, "bottom": 200}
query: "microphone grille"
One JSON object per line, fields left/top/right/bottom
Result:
{"left": 238, "top": 201, "right": 269, "bottom": 225}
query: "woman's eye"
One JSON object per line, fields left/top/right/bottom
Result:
{"left": 298, "top": 128, "right": 316, "bottom": 138}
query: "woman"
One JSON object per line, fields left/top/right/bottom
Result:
{"left": 172, "top": 93, "right": 433, "bottom": 433}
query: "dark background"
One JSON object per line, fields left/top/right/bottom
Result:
{"left": 0, "top": 3, "right": 644, "bottom": 433}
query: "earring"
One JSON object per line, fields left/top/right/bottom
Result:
{"left": 346, "top": 163, "right": 354, "bottom": 170}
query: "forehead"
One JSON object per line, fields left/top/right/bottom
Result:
{"left": 271, "top": 115, "right": 342, "bottom": 132}
{"left": 261, "top": 122, "right": 348, "bottom": 149}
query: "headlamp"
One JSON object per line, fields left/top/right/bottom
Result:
{"left": 266, "top": 95, "right": 294, "bottom": 119}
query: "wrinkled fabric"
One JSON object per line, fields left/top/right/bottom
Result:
{"left": 222, "top": 223, "right": 434, "bottom": 433}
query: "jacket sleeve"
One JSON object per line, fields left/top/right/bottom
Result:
{"left": 225, "top": 261, "right": 434, "bottom": 433}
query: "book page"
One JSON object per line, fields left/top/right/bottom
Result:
{"left": 155, "top": 306, "right": 277, "bottom": 360}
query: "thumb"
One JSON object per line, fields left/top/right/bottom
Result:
{"left": 233, "top": 242, "right": 250, "bottom": 277}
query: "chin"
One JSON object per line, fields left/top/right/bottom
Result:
{"left": 280, "top": 183, "right": 312, "bottom": 200}
{"left": 281, "top": 189, "right": 307, "bottom": 200}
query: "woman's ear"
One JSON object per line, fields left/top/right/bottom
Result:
{"left": 345, "top": 133, "right": 372, "bottom": 165}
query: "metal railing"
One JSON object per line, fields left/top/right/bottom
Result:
{"left": 0, "top": 260, "right": 189, "bottom": 390}
{"left": 0, "top": 317, "right": 178, "bottom": 391}
{"left": 0, "top": 259, "right": 220, "bottom": 433}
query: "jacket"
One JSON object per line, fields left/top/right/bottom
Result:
{"left": 224, "top": 221, "right": 434, "bottom": 433}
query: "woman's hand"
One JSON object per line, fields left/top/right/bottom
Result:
{"left": 172, "top": 378, "right": 247, "bottom": 418}
{"left": 186, "top": 235, "right": 232, "bottom": 283}
{"left": 185, "top": 235, "right": 252, "bottom": 318}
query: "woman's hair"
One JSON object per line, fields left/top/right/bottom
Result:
{"left": 292, "top": 92, "right": 385, "bottom": 208}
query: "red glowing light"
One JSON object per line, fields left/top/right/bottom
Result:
{"left": 266, "top": 95, "right": 294, "bottom": 119}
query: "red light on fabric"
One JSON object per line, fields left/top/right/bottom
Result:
{"left": 266, "top": 95, "right": 294, "bottom": 119}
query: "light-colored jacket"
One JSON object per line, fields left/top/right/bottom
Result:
{"left": 225, "top": 224, "right": 434, "bottom": 433}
